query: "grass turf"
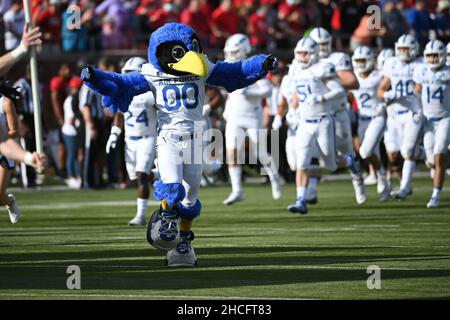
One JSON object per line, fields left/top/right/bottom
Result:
{"left": 0, "top": 177, "right": 449, "bottom": 299}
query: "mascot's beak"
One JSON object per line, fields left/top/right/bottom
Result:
{"left": 168, "top": 51, "right": 209, "bottom": 77}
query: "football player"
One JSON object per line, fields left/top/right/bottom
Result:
{"left": 349, "top": 46, "right": 389, "bottom": 201}
{"left": 309, "top": 27, "right": 367, "bottom": 205}
{"left": 105, "top": 57, "right": 157, "bottom": 226}
{"left": 287, "top": 37, "right": 344, "bottom": 214}
{"left": 222, "top": 34, "right": 282, "bottom": 205}
{"left": 377, "top": 34, "right": 424, "bottom": 200}
{"left": 413, "top": 40, "right": 450, "bottom": 208}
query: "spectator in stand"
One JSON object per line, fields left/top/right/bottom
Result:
{"left": 210, "top": 0, "right": 241, "bottom": 47}
{"left": 435, "top": 0, "right": 450, "bottom": 43}
{"left": 50, "top": 63, "right": 72, "bottom": 179}
{"left": 135, "top": 0, "right": 156, "bottom": 42}
{"left": 335, "top": 0, "right": 369, "bottom": 48}
{"left": 62, "top": 2, "right": 89, "bottom": 52}
{"left": 79, "top": 1, "right": 102, "bottom": 51}
{"left": 62, "top": 76, "right": 83, "bottom": 189}
{"left": 149, "top": 0, "right": 180, "bottom": 31}
{"left": 277, "top": 0, "right": 311, "bottom": 46}
{"left": 3, "top": 0, "right": 25, "bottom": 51}
{"left": 33, "top": 0, "right": 62, "bottom": 48}
{"left": 95, "top": 0, "right": 129, "bottom": 32}
{"left": 248, "top": 4, "right": 270, "bottom": 50}
{"left": 406, "top": 0, "right": 435, "bottom": 48}
{"left": 350, "top": 7, "right": 387, "bottom": 50}
{"left": 382, "top": 0, "right": 411, "bottom": 48}
{"left": 312, "top": 0, "right": 337, "bottom": 31}
{"left": 180, "top": 0, "right": 211, "bottom": 47}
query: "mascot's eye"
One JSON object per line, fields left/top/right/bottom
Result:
{"left": 192, "top": 39, "right": 200, "bottom": 53}
{"left": 171, "top": 45, "right": 186, "bottom": 61}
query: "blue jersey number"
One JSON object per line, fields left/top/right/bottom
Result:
{"left": 162, "top": 83, "right": 199, "bottom": 111}
{"left": 296, "top": 84, "right": 312, "bottom": 103}
{"left": 395, "top": 80, "right": 414, "bottom": 97}
{"left": 359, "top": 93, "right": 371, "bottom": 109}
{"left": 426, "top": 86, "right": 444, "bottom": 104}
{"left": 125, "top": 110, "right": 149, "bottom": 127}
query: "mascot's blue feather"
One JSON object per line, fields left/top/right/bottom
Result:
{"left": 153, "top": 180, "right": 186, "bottom": 207}
{"left": 148, "top": 23, "right": 197, "bottom": 72}
{"left": 178, "top": 200, "right": 202, "bottom": 221}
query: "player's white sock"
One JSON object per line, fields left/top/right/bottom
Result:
{"left": 432, "top": 187, "right": 441, "bottom": 199}
{"left": 228, "top": 166, "right": 243, "bottom": 194}
{"left": 296, "top": 187, "right": 306, "bottom": 199}
{"left": 306, "top": 177, "right": 318, "bottom": 198}
{"left": 137, "top": 198, "right": 149, "bottom": 218}
{"left": 400, "top": 160, "right": 415, "bottom": 191}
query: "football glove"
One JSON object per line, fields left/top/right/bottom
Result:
{"left": 106, "top": 126, "right": 122, "bottom": 154}
{"left": 272, "top": 115, "right": 283, "bottom": 130}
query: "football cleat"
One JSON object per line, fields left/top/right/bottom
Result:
{"left": 287, "top": 198, "right": 308, "bottom": 214}
{"left": 223, "top": 192, "right": 245, "bottom": 205}
{"left": 271, "top": 176, "right": 282, "bottom": 200}
{"left": 426, "top": 197, "right": 440, "bottom": 209}
{"left": 377, "top": 174, "right": 388, "bottom": 195}
{"left": 379, "top": 184, "right": 392, "bottom": 202}
{"left": 393, "top": 188, "right": 409, "bottom": 200}
{"left": 128, "top": 215, "right": 146, "bottom": 226}
{"left": 147, "top": 208, "right": 180, "bottom": 251}
{"left": 6, "top": 194, "right": 20, "bottom": 224}
{"left": 364, "top": 174, "right": 377, "bottom": 186}
{"left": 166, "top": 238, "right": 197, "bottom": 267}
{"left": 352, "top": 177, "right": 368, "bottom": 205}
{"left": 306, "top": 196, "right": 318, "bottom": 205}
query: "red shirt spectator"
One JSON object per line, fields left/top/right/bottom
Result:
{"left": 211, "top": 0, "right": 241, "bottom": 46}
{"left": 34, "top": 0, "right": 61, "bottom": 44}
{"left": 149, "top": 3, "right": 179, "bottom": 31}
{"left": 180, "top": 0, "right": 211, "bottom": 42}
{"left": 278, "top": 0, "right": 309, "bottom": 35}
{"left": 248, "top": 6, "right": 270, "bottom": 48}
{"left": 199, "top": 0, "right": 213, "bottom": 17}
{"left": 50, "top": 63, "right": 71, "bottom": 127}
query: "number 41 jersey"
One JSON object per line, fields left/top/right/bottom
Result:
{"left": 124, "top": 91, "right": 157, "bottom": 138}
{"left": 141, "top": 62, "right": 214, "bottom": 135}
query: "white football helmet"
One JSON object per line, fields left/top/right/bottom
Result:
{"left": 424, "top": 39, "right": 447, "bottom": 70}
{"left": 352, "top": 46, "right": 375, "bottom": 73}
{"left": 121, "top": 56, "right": 147, "bottom": 74}
{"left": 309, "top": 27, "right": 332, "bottom": 58}
{"left": 377, "top": 48, "right": 394, "bottom": 70}
{"left": 395, "top": 34, "right": 419, "bottom": 62}
{"left": 446, "top": 43, "right": 450, "bottom": 66}
{"left": 224, "top": 33, "right": 251, "bottom": 62}
{"left": 294, "top": 37, "right": 319, "bottom": 69}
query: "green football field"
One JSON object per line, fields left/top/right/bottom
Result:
{"left": 0, "top": 177, "right": 449, "bottom": 299}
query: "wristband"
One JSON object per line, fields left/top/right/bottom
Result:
{"left": 110, "top": 126, "right": 122, "bottom": 136}
{"left": 23, "top": 152, "right": 34, "bottom": 167}
{"left": 10, "top": 43, "right": 27, "bottom": 59}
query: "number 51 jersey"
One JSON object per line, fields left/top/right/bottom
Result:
{"left": 141, "top": 62, "right": 213, "bottom": 135}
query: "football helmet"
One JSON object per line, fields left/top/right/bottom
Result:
{"left": 377, "top": 48, "right": 394, "bottom": 70}
{"left": 294, "top": 37, "right": 319, "bottom": 69}
{"left": 121, "top": 57, "right": 147, "bottom": 74}
{"left": 424, "top": 39, "right": 447, "bottom": 70}
{"left": 224, "top": 33, "right": 251, "bottom": 62}
{"left": 395, "top": 34, "right": 419, "bottom": 62}
{"left": 352, "top": 46, "right": 375, "bottom": 73}
{"left": 147, "top": 208, "right": 180, "bottom": 251}
{"left": 309, "top": 27, "right": 332, "bottom": 58}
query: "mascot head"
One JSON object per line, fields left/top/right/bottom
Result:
{"left": 148, "top": 23, "right": 208, "bottom": 77}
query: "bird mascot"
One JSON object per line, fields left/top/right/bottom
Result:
{"left": 81, "top": 23, "right": 278, "bottom": 267}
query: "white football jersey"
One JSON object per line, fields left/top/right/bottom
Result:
{"left": 291, "top": 62, "right": 336, "bottom": 119}
{"left": 321, "top": 52, "right": 352, "bottom": 112}
{"left": 141, "top": 61, "right": 214, "bottom": 134}
{"left": 413, "top": 64, "right": 450, "bottom": 119}
{"left": 352, "top": 70, "right": 384, "bottom": 117}
{"left": 224, "top": 78, "right": 272, "bottom": 120}
{"left": 382, "top": 56, "right": 424, "bottom": 113}
{"left": 124, "top": 91, "right": 157, "bottom": 137}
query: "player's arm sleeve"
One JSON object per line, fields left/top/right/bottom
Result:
{"left": 323, "top": 79, "right": 346, "bottom": 102}
{"left": 82, "top": 68, "right": 153, "bottom": 113}
{"left": 206, "top": 54, "right": 269, "bottom": 92}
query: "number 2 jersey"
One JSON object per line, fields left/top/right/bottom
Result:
{"left": 124, "top": 91, "right": 157, "bottom": 138}
{"left": 382, "top": 56, "right": 424, "bottom": 113}
{"left": 352, "top": 70, "right": 384, "bottom": 117}
{"left": 413, "top": 64, "right": 450, "bottom": 119}
{"left": 141, "top": 61, "right": 214, "bottom": 135}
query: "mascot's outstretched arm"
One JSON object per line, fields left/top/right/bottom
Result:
{"left": 80, "top": 66, "right": 152, "bottom": 113}
{"left": 206, "top": 54, "right": 278, "bottom": 92}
